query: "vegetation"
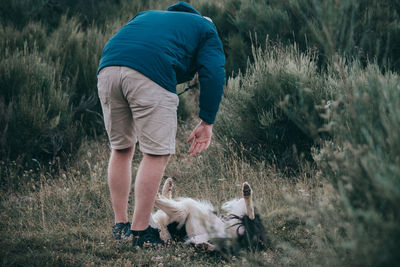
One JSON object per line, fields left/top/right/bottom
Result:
{"left": 0, "top": 129, "right": 345, "bottom": 266}
{"left": 1, "top": 0, "right": 399, "bottom": 266}
{"left": 314, "top": 63, "right": 400, "bottom": 265}
{"left": 197, "top": 0, "right": 400, "bottom": 75}
{"left": 216, "top": 44, "right": 328, "bottom": 169}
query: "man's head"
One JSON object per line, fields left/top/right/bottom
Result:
{"left": 167, "top": 1, "right": 201, "bottom": 15}
{"left": 167, "top": 2, "right": 214, "bottom": 24}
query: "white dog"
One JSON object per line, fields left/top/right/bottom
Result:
{"left": 149, "top": 178, "right": 268, "bottom": 251}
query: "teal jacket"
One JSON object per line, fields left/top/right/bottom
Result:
{"left": 98, "top": 2, "right": 225, "bottom": 124}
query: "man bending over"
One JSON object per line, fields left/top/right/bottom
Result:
{"left": 97, "top": 2, "right": 225, "bottom": 247}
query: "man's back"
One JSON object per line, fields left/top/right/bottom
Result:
{"left": 98, "top": 2, "right": 225, "bottom": 124}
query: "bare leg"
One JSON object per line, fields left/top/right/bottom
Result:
{"left": 108, "top": 146, "right": 135, "bottom": 224}
{"left": 131, "top": 153, "right": 169, "bottom": 231}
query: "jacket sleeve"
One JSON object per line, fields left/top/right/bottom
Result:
{"left": 196, "top": 28, "right": 225, "bottom": 124}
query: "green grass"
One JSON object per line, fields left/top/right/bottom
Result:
{"left": 0, "top": 123, "right": 344, "bottom": 266}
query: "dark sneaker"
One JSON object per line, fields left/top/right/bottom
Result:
{"left": 112, "top": 222, "right": 131, "bottom": 242}
{"left": 131, "top": 226, "right": 164, "bottom": 248}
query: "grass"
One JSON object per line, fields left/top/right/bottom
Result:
{"left": 0, "top": 121, "right": 343, "bottom": 266}
{"left": 1, "top": 1, "right": 399, "bottom": 265}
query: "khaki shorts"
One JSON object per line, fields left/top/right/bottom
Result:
{"left": 97, "top": 66, "right": 179, "bottom": 155}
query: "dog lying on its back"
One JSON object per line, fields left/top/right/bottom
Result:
{"left": 150, "top": 178, "right": 268, "bottom": 251}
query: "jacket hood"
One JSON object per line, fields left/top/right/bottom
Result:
{"left": 167, "top": 1, "right": 201, "bottom": 16}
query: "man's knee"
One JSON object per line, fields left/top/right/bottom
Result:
{"left": 114, "top": 146, "right": 134, "bottom": 153}
{"left": 112, "top": 146, "right": 135, "bottom": 158}
{"left": 143, "top": 153, "right": 170, "bottom": 164}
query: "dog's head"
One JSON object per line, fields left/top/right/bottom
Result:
{"left": 236, "top": 211, "right": 269, "bottom": 250}
{"left": 212, "top": 211, "right": 269, "bottom": 253}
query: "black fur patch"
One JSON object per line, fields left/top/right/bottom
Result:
{"left": 236, "top": 213, "right": 270, "bottom": 250}
{"left": 210, "top": 211, "right": 270, "bottom": 255}
{"left": 167, "top": 221, "right": 188, "bottom": 241}
{"left": 216, "top": 210, "right": 270, "bottom": 252}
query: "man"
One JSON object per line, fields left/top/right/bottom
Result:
{"left": 97, "top": 1, "right": 225, "bottom": 247}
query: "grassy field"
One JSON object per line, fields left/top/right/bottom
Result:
{"left": 0, "top": 121, "right": 343, "bottom": 266}
{"left": 1, "top": 0, "right": 399, "bottom": 266}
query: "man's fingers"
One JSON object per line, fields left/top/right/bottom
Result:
{"left": 191, "top": 142, "right": 202, "bottom": 156}
{"left": 189, "top": 139, "right": 197, "bottom": 154}
{"left": 189, "top": 142, "right": 197, "bottom": 155}
{"left": 190, "top": 142, "right": 209, "bottom": 156}
{"left": 197, "top": 143, "right": 207, "bottom": 154}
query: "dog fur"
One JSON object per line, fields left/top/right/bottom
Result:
{"left": 149, "top": 178, "right": 268, "bottom": 251}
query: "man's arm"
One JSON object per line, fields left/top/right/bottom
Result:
{"left": 187, "top": 28, "right": 225, "bottom": 156}
{"left": 195, "top": 28, "right": 225, "bottom": 124}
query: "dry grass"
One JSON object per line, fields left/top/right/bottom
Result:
{"left": 0, "top": 121, "right": 345, "bottom": 266}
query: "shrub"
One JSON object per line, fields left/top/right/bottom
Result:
{"left": 216, "top": 43, "right": 331, "bottom": 169}
{"left": 0, "top": 0, "right": 149, "bottom": 30}
{"left": 0, "top": 22, "right": 47, "bottom": 56}
{"left": 197, "top": 0, "right": 291, "bottom": 75}
{"left": 45, "top": 16, "right": 104, "bottom": 99}
{"left": 288, "top": 0, "right": 400, "bottom": 71}
{"left": 0, "top": 50, "right": 82, "bottom": 167}
{"left": 45, "top": 16, "right": 108, "bottom": 135}
{"left": 314, "top": 62, "right": 400, "bottom": 265}
{"left": 197, "top": 0, "right": 400, "bottom": 75}
{"left": 0, "top": 16, "right": 111, "bottom": 169}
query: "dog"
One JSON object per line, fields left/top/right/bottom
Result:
{"left": 149, "top": 178, "right": 268, "bottom": 251}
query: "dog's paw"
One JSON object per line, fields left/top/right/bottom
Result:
{"left": 195, "top": 242, "right": 215, "bottom": 251}
{"left": 242, "top": 182, "right": 252, "bottom": 198}
{"left": 162, "top": 177, "right": 175, "bottom": 198}
{"left": 159, "top": 228, "right": 172, "bottom": 243}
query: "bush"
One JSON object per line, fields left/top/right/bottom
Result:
{"left": 0, "top": 0, "right": 149, "bottom": 30}
{"left": 0, "top": 16, "right": 108, "bottom": 172}
{"left": 288, "top": 0, "right": 400, "bottom": 71}
{"left": 216, "top": 43, "right": 330, "bottom": 169}
{"left": 0, "top": 50, "right": 82, "bottom": 167}
{"left": 197, "top": 0, "right": 291, "bottom": 75}
{"left": 45, "top": 16, "right": 108, "bottom": 135}
{"left": 0, "top": 22, "right": 47, "bottom": 56}
{"left": 196, "top": 0, "right": 400, "bottom": 75}
{"left": 314, "top": 62, "right": 400, "bottom": 265}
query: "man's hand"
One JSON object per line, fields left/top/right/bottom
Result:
{"left": 187, "top": 120, "right": 213, "bottom": 156}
